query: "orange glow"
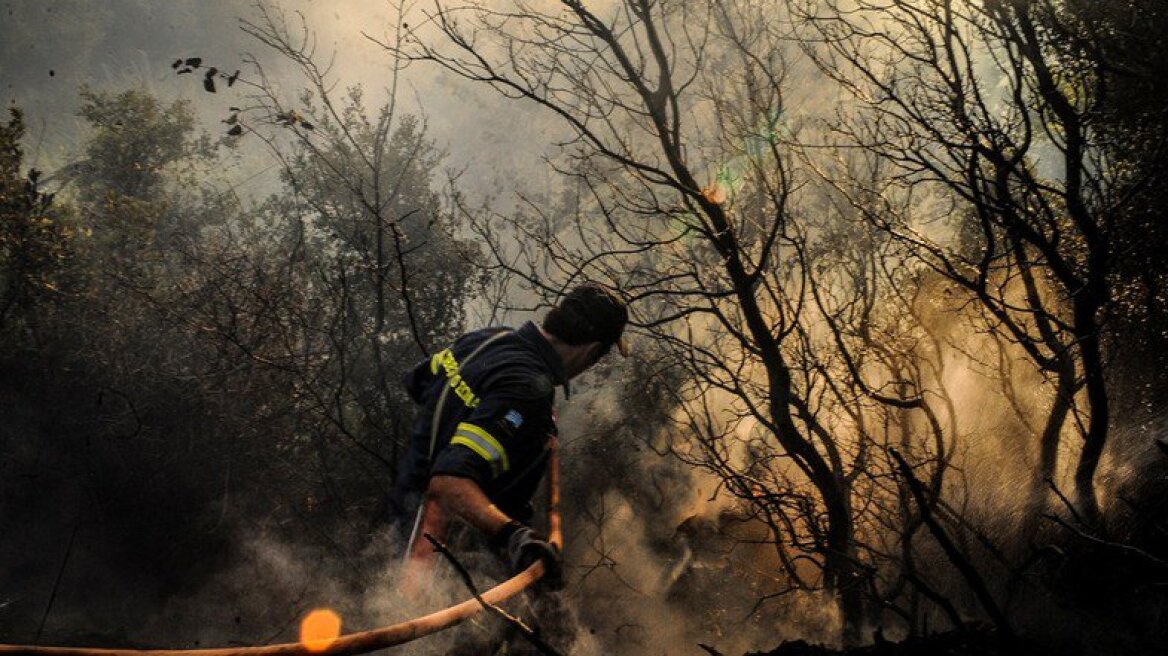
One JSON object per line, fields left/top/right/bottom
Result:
{"left": 701, "top": 183, "right": 727, "bottom": 205}
{"left": 299, "top": 608, "right": 342, "bottom": 652}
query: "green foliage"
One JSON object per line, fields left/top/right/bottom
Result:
{"left": 76, "top": 88, "right": 197, "bottom": 199}
{"left": 277, "top": 87, "right": 478, "bottom": 350}
{"left": 72, "top": 88, "right": 214, "bottom": 266}
{"left": 0, "top": 108, "right": 76, "bottom": 326}
{"left": 0, "top": 80, "right": 484, "bottom": 639}
{"left": 220, "top": 87, "right": 483, "bottom": 496}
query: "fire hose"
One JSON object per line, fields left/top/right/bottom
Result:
{"left": 0, "top": 440, "right": 562, "bottom": 656}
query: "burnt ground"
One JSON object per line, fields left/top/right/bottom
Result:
{"left": 718, "top": 629, "right": 1058, "bottom": 656}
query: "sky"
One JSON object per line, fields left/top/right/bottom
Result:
{"left": 0, "top": 0, "right": 566, "bottom": 202}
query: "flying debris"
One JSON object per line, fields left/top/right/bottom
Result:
{"left": 171, "top": 59, "right": 182, "bottom": 69}
{"left": 184, "top": 57, "right": 202, "bottom": 68}
{"left": 227, "top": 70, "right": 240, "bottom": 87}
{"left": 271, "top": 109, "right": 313, "bottom": 131}
{"left": 203, "top": 66, "right": 218, "bottom": 92}
{"left": 227, "top": 124, "right": 243, "bottom": 136}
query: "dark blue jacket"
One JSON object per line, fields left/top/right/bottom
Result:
{"left": 393, "top": 321, "right": 567, "bottom": 522}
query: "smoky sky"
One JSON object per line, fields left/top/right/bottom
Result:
{"left": 0, "top": 0, "right": 564, "bottom": 201}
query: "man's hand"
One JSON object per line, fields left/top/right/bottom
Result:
{"left": 427, "top": 477, "right": 563, "bottom": 588}
{"left": 494, "top": 520, "right": 563, "bottom": 588}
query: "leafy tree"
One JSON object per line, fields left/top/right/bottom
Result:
{"left": 1, "top": 63, "right": 479, "bottom": 638}
{"left": 1055, "top": 0, "right": 1168, "bottom": 417}
{"left": 70, "top": 88, "right": 215, "bottom": 274}
{"left": 158, "top": 4, "right": 484, "bottom": 532}
{"left": 0, "top": 108, "right": 75, "bottom": 327}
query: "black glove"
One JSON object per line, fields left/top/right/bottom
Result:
{"left": 493, "top": 520, "right": 563, "bottom": 589}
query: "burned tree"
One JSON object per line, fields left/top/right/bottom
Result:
{"left": 803, "top": 0, "right": 1126, "bottom": 521}
{"left": 389, "top": 0, "right": 956, "bottom": 642}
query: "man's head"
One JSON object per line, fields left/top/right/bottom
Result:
{"left": 541, "top": 282, "right": 629, "bottom": 379}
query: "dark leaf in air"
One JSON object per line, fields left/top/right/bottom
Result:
{"left": 227, "top": 125, "right": 243, "bottom": 136}
{"left": 224, "top": 114, "right": 239, "bottom": 125}
{"left": 300, "top": 120, "right": 315, "bottom": 131}
{"left": 229, "top": 106, "right": 241, "bottom": 111}
{"left": 203, "top": 77, "right": 216, "bottom": 93}
{"left": 185, "top": 57, "right": 202, "bottom": 68}
{"left": 227, "top": 70, "right": 240, "bottom": 87}
{"left": 205, "top": 67, "right": 218, "bottom": 78}
{"left": 171, "top": 59, "right": 182, "bottom": 69}
{"left": 177, "top": 68, "right": 192, "bottom": 75}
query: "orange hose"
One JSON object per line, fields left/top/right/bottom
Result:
{"left": 0, "top": 563, "right": 547, "bottom": 656}
{"left": 0, "top": 440, "right": 563, "bottom": 656}
{"left": 547, "top": 437, "right": 562, "bottom": 549}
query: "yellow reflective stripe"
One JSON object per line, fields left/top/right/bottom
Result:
{"left": 450, "top": 435, "right": 500, "bottom": 477}
{"left": 456, "top": 422, "right": 510, "bottom": 472}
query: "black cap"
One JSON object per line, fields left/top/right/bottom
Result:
{"left": 548, "top": 283, "right": 630, "bottom": 356}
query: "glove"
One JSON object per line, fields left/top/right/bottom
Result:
{"left": 493, "top": 520, "right": 563, "bottom": 589}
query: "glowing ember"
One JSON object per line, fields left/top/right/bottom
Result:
{"left": 701, "top": 183, "right": 727, "bottom": 205}
{"left": 300, "top": 608, "right": 342, "bottom": 652}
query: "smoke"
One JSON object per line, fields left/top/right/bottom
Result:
{"left": 85, "top": 526, "right": 521, "bottom": 654}
{"left": 0, "top": 0, "right": 564, "bottom": 205}
{"left": 5, "top": 2, "right": 1168, "bottom": 654}
{"left": 0, "top": 2, "right": 563, "bottom": 650}
{"left": 543, "top": 362, "right": 849, "bottom": 655}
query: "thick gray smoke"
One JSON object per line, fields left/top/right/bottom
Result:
{"left": 544, "top": 361, "right": 847, "bottom": 655}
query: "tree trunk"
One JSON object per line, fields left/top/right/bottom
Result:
{"left": 1032, "top": 354, "right": 1075, "bottom": 513}
{"left": 1073, "top": 305, "right": 1108, "bottom": 523}
{"left": 824, "top": 487, "right": 863, "bottom": 647}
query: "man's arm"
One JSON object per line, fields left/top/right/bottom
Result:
{"left": 428, "top": 474, "right": 562, "bottom": 587}
{"left": 404, "top": 391, "right": 561, "bottom": 587}
{"left": 399, "top": 475, "right": 509, "bottom": 599}
{"left": 426, "top": 474, "right": 512, "bottom": 537}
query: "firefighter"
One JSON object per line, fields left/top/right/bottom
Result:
{"left": 391, "top": 282, "right": 629, "bottom": 597}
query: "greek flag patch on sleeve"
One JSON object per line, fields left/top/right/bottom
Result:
{"left": 503, "top": 409, "right": 525, "bottom": 429}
